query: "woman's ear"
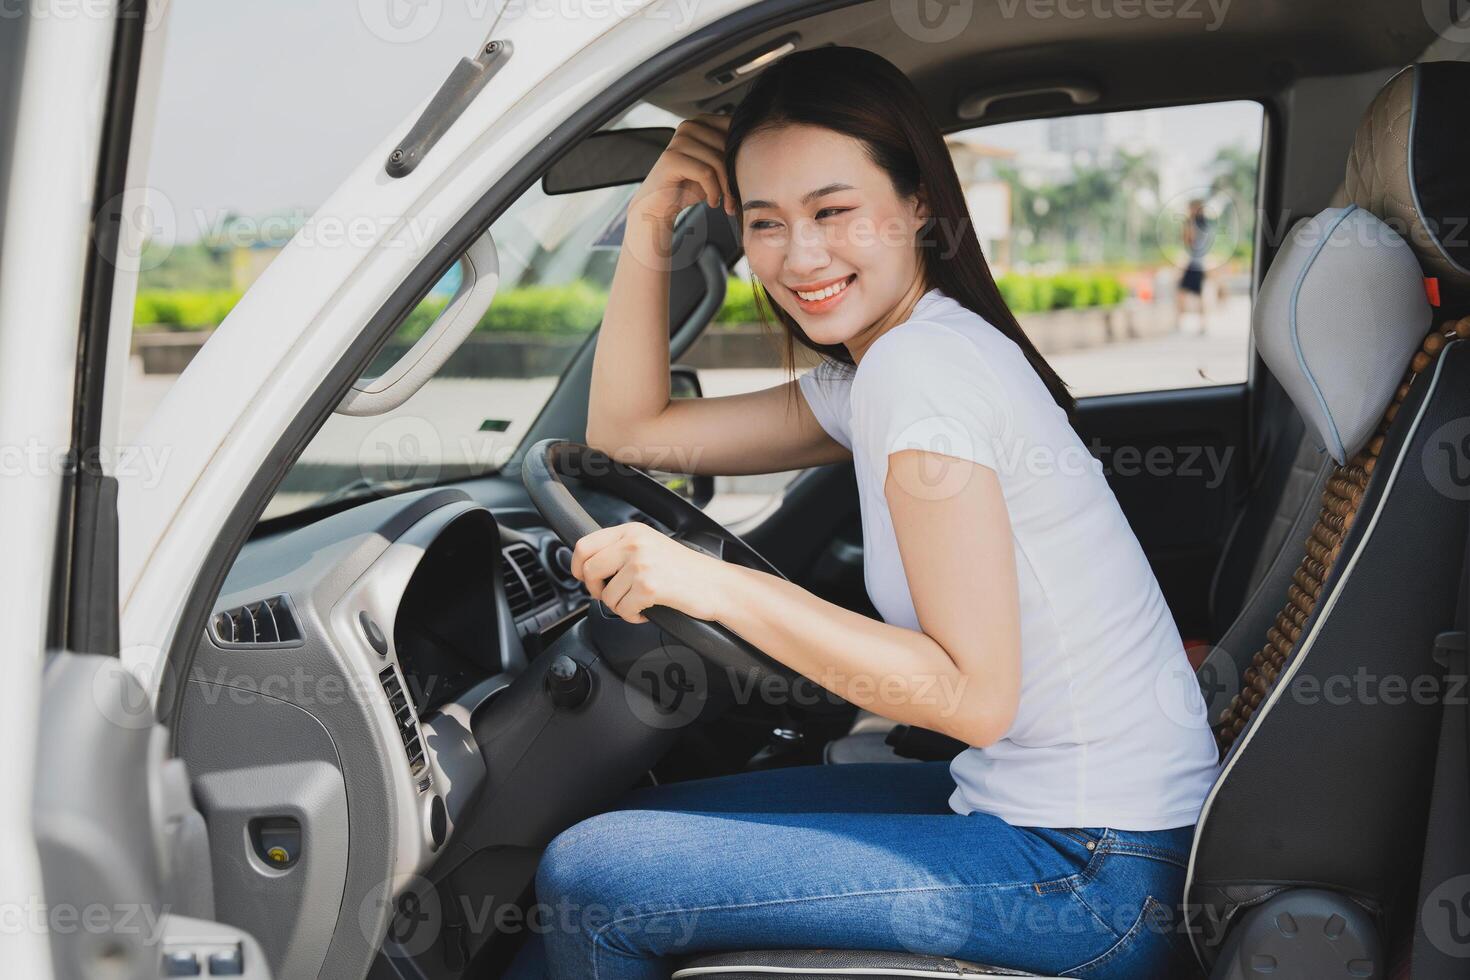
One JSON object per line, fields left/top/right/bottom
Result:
{"left": 913, "top": 185, "right": 933, "bottom": 223}
{"left": 912, "top": 187, "right": 935, "bottom": 244}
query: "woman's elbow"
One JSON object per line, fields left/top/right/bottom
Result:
{"left": 584, "top": 421, "right": 615, "bottom": 456}
{"left": 940, "top": 692, "right": 1018, "bottom": 750}
{"left": 585, "top": 420, "right": 637, "bottom": 460}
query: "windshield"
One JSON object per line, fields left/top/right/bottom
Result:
{"left": 264, "top": 103, "right": 684, "bottom": 521}
{"left": 263, "top": 178, "right": 641, "bottom": 520}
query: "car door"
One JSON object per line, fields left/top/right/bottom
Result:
{"left": 70, "top": 2, "right": 768, "bottom": 976}
{"left": 2, "top": 3, "right": 273, "bottom": 978}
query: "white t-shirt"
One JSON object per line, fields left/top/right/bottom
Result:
{"left": 798, "top": 286, "right": 1221, "bottom": 830}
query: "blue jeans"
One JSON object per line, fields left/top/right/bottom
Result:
{"left": 504, "top": 762, "right": 1199, "bottom": 979}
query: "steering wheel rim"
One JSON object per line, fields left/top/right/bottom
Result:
{"left": 522, "top": 438, "right": 797, "bottom": 686}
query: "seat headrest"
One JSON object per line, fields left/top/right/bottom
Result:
{"left": 1345, "top": 62, "right": 1470, "bottom": 311}
{"left": 1253, "top": 206, "right": 1431, "bottom": 464}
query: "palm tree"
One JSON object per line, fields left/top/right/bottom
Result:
{"left": 1208, "top": 145, "right": 1258, "bottom": 259}
{"left": 1113, "top": 149, "right": 1160, "bottom": 262}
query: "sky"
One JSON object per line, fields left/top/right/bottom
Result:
{"left": 148, "top": 1, "right": 496, "bottom": 242}
{"left": 147, "top": 1, "right": 1261, "bottom": 243}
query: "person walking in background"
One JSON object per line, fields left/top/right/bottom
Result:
{"left": 1175, "top": 198, "right": 1214, "bottom": 335}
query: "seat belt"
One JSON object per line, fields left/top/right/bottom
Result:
{"left": 1409, "top": 506, "right": 1470, "bottom": 978}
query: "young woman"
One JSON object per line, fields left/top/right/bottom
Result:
{"left": 506, "top": 46, "right": 1220, "bottom": 980}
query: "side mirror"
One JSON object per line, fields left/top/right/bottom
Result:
{"left": 669, "top": 363, "right": 703, "bottom": 400}
{"left": 654, "top": 365, "right": 714, "bottom": 509}
{"left": 541, "top": 127, "right": 674, "bottom": 196}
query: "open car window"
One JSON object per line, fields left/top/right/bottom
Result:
{"left": 686, "top": 100, "right": 1265, "bottom": 525}
{"left": 266, "top": 102, "right": 683, "bottom": 521}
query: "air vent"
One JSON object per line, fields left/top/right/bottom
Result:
{"left": 379, "top": 666, "right": 428, "bottom": 782}
{"left": 502, "top": 543, "right": 557, "bottom": 618}
{"left": 210, "top": 595, "right": 302, "bottom": 646}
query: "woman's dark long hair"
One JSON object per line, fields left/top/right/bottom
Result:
{"left": 724, "top": 45, "right": 1077, "bottom": 421}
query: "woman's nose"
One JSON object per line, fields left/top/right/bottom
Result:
{"left": 784, "top": 220, "right": 831, "bottom": 277}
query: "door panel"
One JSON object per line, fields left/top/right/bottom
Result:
{"left": 1073, "top": 383, "right": 1249, "bottom": 639}
{"left": 17, "top": 4, "right": 278, "bottom": 978}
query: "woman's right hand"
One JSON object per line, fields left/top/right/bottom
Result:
{"left": 628, "top": 113, "right": 736, "bottom": 226}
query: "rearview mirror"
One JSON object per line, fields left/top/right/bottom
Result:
{"left": 541, "top": 127, "right": 674, "bottom": 196}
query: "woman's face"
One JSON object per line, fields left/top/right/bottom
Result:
{"left": 735, "top": 123, "right": 929, "bottom": 349}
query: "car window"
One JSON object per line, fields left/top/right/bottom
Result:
{"left": 690, "top": 100, "right": 1264, "bottom": 524}
{"left": 120, "top": 3, "right": 497, "bottom": 451}
{"left": 965, "top": 101, "right": 1264, "bottom": 397}
{"left": 264, "top": 178, "right": 640, "bottom": 520}
{"left": 262, "top": 102, "right": 684, "bottom": 520}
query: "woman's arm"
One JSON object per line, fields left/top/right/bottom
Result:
{"left": 571, "top": 449, "right": 1023, "bottom": 747}
{"left": 586, "top": 114, "right": 848, "bottom": 476}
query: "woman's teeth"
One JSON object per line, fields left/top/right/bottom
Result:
{"left": 796, "top": 275, "right": 854, "bottom": 301}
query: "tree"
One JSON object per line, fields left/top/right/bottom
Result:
{"left": 1113, "top": 149, "right": 1160, "bottom": 262}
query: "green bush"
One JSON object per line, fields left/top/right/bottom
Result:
{"left": 997, "top": 272, "right": 1124, "bottom": 313}
{"left": 134, "top": 290, "right": 243, "bottom": 330}
{"left": 135, "top": 282, "right": 613, "bottom": 336}
{"left": 716, "top": 277, "right": 762, "bottom": 325}
{"left": 1093, "top": 275, "right": 1126, "bottom": 306}
{"left": 397, "top": 297, "right": 451, "bottom": 341}
{"left": 1050, "top": 273, "right": 1097, "bottom": 310}
{"left": 133, "top": 271, "right": 1130, "bottom": 338}
{"left": 473, "top": 280, "right": 608, "bottom": 335}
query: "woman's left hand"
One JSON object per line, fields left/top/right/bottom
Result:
{"left": 570, "top": 521, "right": 732, "bottom": 625}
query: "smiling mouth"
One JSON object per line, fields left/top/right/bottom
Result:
{"left": 791, "top": 273, "right": 857, "bottom": 304}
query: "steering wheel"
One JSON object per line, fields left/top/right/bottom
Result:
{"left": 522, "top": 438, "right": 801, "bottom": 688}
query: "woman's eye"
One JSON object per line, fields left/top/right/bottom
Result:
{"left": 747, "top": 209, "right": 849, "bottom": 231}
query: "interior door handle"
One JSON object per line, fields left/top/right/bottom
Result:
{"left": 957, "top": 78, "right": 1101, "bottom": 121}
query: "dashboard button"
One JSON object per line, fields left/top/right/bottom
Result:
{"left": 359, "top": 612, "right": 388, "bottom": 657}
{"left": 163, "top": 950, "right": 201, "bottom": 976}
{"left": 208, "top": 947, "right": 245, "bottom": 976}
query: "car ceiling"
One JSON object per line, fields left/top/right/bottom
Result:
{"left": 648, "top": 0, "right": 1440, "bottom": 128}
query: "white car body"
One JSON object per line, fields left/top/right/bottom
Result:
{"left": 0, "top": 2, "right": 749, "bottom": 975}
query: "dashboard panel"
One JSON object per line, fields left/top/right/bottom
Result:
{"left": 176, "top": 471, "right": 668, "bottom": 978}
{"left": 177, "top": 480, "right": 615, "bottom": 977}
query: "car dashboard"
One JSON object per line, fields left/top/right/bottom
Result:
{"left": 173, "top": 475, "right": 648, "bottom": 978}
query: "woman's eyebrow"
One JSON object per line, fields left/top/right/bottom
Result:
{"left": 742, "top": 182, "right": 856, "bottom": 212}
